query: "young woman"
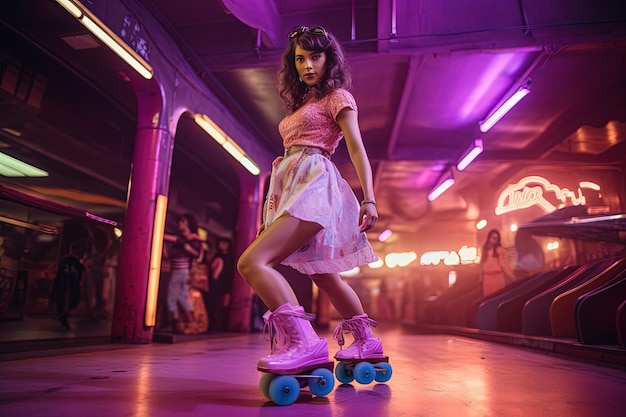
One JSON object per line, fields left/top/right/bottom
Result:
{"left": 480, "top": 229, "right": 516, "bottom": 297}
{"left": 237, "top": 25, "right": 385, "bottom": 371}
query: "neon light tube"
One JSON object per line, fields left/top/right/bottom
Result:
{"left": 55, "top": 0, "right": 153, "bottom": 79}
{"left": 194, "top": 114, "right": 227, "bottom": 145}
{"left": 223, "top": 141, "right": 244, "bottom": 160}
{"left": 194, "top": 114, "right": 260, "bottom": 176}
{"left": 456, "top": 139, "right": 483, "bottom": 171}
{"left": 479, "top": 82, "right": 530, "bottom": 133}
{"left": 81, "top": 16, "right": 153, "bottom": 80}
{"left": 145, "top": 194, "right": 167, "bottom": 327}
{"left": 240, "top": 156, "right": 261, "bottom": 176}
{"left": 428, "top": 175, "right": 455, "bottom": 201}
{"left": 56, "top": 0, "right": 82, "bottom": 17}
{"left": 0, "top": 151, "right": 48, "bottom": 177}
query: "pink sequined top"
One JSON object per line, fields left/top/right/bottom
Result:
{"left": 279, "top": 88, "right": 357, "bottom": 156}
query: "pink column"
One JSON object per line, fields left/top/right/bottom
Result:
{"left": 227, "top": 171, "right": 263, "bottom": 332}
{"left": 111, "top": 88, "right": 172, "bottom": 343}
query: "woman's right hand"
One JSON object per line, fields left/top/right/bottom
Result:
{"left": 359, "top": 203, "right": 378, "bottom": 232}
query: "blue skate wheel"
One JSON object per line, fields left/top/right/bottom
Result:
{"left": 269, "top": 375, "right": 300, "bottom": 405}
{"left": 259, "top": 373, "right": 275, "bottom": 400}
{"left": 308, "top": 368, "right": 335, "bottom": 397}
{"left": 353, "top": 362, "right": 376, "bottom": 384}
{"left": 374, "top": 362, "right": 393, "bottom": 382}
{"left": 335, "top": 361, "right": 354, "bottom": 384}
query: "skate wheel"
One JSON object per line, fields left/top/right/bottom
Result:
{"left": 353, "top": 362, "right": 376, "bottom": 384}
{"left": 308, "top": 368, "right": 335, "bottom": 397}
{"left": 335, "top": 361, "right": 354, "bottom": 384}
{"left": 259, "top": 373, "right": 275, "bottom": 400}
{"left": 269, "top": 375, "right": 300, "bottom": 405}
{"left": 374, "top": 362, "right": 393, "bottom": 382}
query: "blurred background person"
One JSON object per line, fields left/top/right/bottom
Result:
{"left": 204, "top": 238, "right": 234, "bottom": 332}
{"left": 50, "top": 241, "right": 85, "bottom": 329}
{"left": 85, "top": 226, "right": 111, "bottom": 322}
{"left": 163, "top": 213, "right": 203, "bottom": 333}
{"left": 480, "top": 229, "right": 516, "bottom": 297}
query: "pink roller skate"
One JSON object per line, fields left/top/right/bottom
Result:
{"left": 257, "top": 303, "right": 335, "bottom": 405}
{"left": 333, "top": 314, "right": 392, "bottom": 384}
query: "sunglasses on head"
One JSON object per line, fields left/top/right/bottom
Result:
{"left": 288, "top": 25, "right": 328, "bottom": 41}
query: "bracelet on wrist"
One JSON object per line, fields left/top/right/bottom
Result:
{"left": 360, "top": 199, "right": 376, "bottom": 206}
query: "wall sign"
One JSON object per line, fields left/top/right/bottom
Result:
{"left": 495, "top": 176, "right": 600, "bottom": 215}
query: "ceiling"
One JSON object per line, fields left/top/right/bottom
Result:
{"left": 1, "top": 0, "right": 626, "bottom": 254}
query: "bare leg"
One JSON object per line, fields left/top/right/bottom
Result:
{"left": 310, "top": 273, "right": 365, "bottom": 318}
{"left": 312, "top": 272, "right": 384, "bottom": 360}
{"left": 237, "top": 215, "right": 323, "bottom": 311}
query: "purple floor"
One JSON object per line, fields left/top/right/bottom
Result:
{"left": 1, "top": 325, "right": 625, "bottom": 417}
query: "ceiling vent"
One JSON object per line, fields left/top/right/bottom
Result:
{"left": 61, "top": 33, "right": 100, "bottom": 50}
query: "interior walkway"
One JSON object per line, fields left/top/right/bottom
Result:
{"left": 1, "top": 325, "right": 625, "bottom": 417}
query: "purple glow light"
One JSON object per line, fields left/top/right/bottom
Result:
{"left": 479, "top": 82, "right": 531, "bottom": 133}
{"left": 428, "top": 175, "right": 455, "bottom": 201}
{"left": 456, "top": 139, "right": 484, "bottom": 171}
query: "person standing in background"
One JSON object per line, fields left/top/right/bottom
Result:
{"left": 480, "top": 228, "right": 516, "bottom": 297}
{"left": 50, "top": 242, "right": 84, "bottom": 329}
{"left": 163, "top": 213, "right": 203, "bottom": 333}
{"left": 205, "top": 238, "right": 234, "bottom": 332}
{"left": 85, "top": 226, "right": 111, "bottom": 322}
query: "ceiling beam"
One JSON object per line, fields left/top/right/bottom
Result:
{"left": 387, "top": 55, "right": 422, "bottom": 160}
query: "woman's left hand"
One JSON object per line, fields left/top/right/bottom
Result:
{"left": 359, "top": 203, "right": 378, "bottom": 232}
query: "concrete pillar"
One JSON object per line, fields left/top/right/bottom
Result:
{"left": 111, "top": 88, "right": 172, "bottom": 343}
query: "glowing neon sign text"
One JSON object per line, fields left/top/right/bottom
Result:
{"left": 495, "top": 176, "right": 600, "bottom": 215}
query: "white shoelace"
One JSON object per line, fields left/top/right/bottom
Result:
{"left": 333, "top": 316, "right": 378, "bottom": 350}
{"left": 263, "top": 308, "right": 316, "bottom": 352}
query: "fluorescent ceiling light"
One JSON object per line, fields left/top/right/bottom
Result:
{"left": 456, "top": 139, "right": 483, "bottom": 171}
{"left": 428, "top": 172, "right": 455, "bottom": 202}
{"left": 1, "top": 127, "right": 22, "bottom": 137}
{"left": 0, "top": 215, "right": 59, "bottom": 234}
{"left": 0, "top": 151, "right": 48, "bottom": 177}
{"left": 239, "top": 156, "right": 260, "bottom": 175}
{"left": 223, "top": 141, "right": 244, "bottom": 160}
{"left": 55, "top": 0, "right": 153, "bottom": 79}
{"left": 56, "top": 0, "right": 82, "bottom": 17}
{"left": 194, "top": 114, "right": 260, "bottom": 176}
{"left": 479, "top": 79, "right": 531, "bottom": 133}
{"left": 193, "top": 114, "right": 227, "bottom": 145}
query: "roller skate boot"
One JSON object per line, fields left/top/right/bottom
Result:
{"left": 333, "top": 314, "right": 392, "bottom": 384}
{"left": 257, "top": 303, "right": 334, "bottom": 405}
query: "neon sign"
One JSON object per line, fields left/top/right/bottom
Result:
{"left": 495, "top": 176, "right": 600, "bottom": 215}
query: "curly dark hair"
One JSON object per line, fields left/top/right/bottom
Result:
{"left": 278, "top": 27, "right": 352, "bottom": 112}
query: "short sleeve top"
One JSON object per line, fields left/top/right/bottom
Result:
{"left": 278, "top": 88, "right": 357, "bottom": 155}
